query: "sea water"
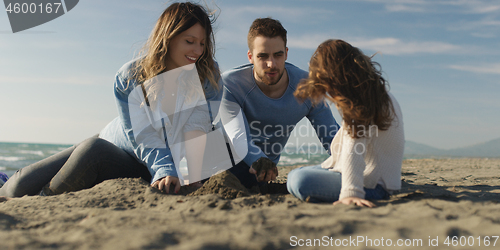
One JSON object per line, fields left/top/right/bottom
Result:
{"left": 0, "top": 142, "right": 330, "bottom": 178}
{"left": 0, "top": 142, "right": 72, "bottom": 177}
{"left": 278, "top": 146, "right": 329, "bottom": 167}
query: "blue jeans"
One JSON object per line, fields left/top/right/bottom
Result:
{"left": 287, "top": 165, "right": 390, "bottom": 203}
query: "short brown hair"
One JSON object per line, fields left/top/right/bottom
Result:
{"left": 247, "top": 18, "right": 287, "bottom": 50}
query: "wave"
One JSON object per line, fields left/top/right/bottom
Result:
{"left": 279, "top": 156, "right": 308, "bottom": 166}
{"left": 0, "top": 156, "right": 25, "bottom": 162}
{"left": 17, "top": 150, "right": 45, "bottom": 157}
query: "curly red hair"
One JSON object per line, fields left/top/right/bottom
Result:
{"left": 295, "top": 39, "right": 394, "bottom": 138}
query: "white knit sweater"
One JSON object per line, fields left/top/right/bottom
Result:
{"left": 321, "top": 93, "right": 405, "bottom": 200}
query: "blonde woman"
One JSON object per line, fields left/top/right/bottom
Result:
{"left": 1, "top": 2, "right": 222, "bottom": 198}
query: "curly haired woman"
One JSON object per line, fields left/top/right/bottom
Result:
{"left": 288, "top": 39, "right": 405, "bottom": 207}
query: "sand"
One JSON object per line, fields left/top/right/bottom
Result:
{"left": 1, "top": 158, "right": 500, "bottom": 249}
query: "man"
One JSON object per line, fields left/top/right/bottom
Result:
{"left": 220, "top": 18, "right": 339, "bottom": 189}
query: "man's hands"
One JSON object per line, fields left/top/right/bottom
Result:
{"left": 249, "top": 157, "right": 278, "bottom": 182}
{"left": 151, "top": 176, "right": 181, "bottom": 194}
{"left": 333, "top": 197, "right": 376, "bottom": 208}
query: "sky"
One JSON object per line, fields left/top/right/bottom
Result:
{"left": 0, "top": 0, "right": 499, "bottom": 150}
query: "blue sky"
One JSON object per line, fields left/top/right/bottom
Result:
{"left": 0, "top": 0, "right": 499, "bottom": 150}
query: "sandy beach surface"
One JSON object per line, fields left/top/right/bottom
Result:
{"left": 1, "top": 158, "right": 500, "bottom": 249}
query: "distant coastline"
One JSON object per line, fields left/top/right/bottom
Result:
{"left": 404, "top": 138, "right": 500, "bottom": 159}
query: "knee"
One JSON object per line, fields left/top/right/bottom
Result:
{"left": 286, "top": 168, "right": 314, "bottom": 201}
{"left": 0, "top": 181, "right": 19, "bottom": 197}
{"left": 0, "top": 171, "right": 32, "bottom": 197}
{"left": 287, "top": 168, "right": 313, "bottom": 187}
{"left": 79, "top": 137, "right": 110, "bottom": 149}
{"left": 75, "top": 137, "right": 116, "bottom": 157}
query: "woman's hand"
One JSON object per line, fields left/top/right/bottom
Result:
{"left": 333, "top": 197, "right": 376, "bottom": 208}
{"left": 151, "top": 176, "right": 181, "bottom": 194}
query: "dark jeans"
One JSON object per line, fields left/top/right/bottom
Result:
{"left": 229, "top": 161, "right": 260, "bottom": 189}
{"left": 0, "top": 136, "right": 151, "bottom": 198}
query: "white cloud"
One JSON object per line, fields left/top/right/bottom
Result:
{"left": 353, "top": 38, "right": 462, "bottom": 55}
{"left": 222, "top": 5, "right": 335, "bottom": 18}
{"left": 385, "top": 4, "right": 426, "bottom": 12}
{"left": 359, "top": 0, "right": 500, "bottom": 38}
{"left": 219, "top": 4, "right": 335, "bottom": 27}
{"left": 288, "top": 34, "right": 462, "bottom": 55}
{"left": 481, "top": 19, "right": 500, "bottom": 26}
{"left": 358, "top": 0, "right": 430, "bottom": 12}
{"left": 0, "top": 75, "right": 111, "bottom": 85}
{"left": 216, "top": 4, "right": 335, "bottom": 51}
{"left": 449, "top": 17, "right": 500, "bottom": 31}
{"left": 449, "top": 63, "right": 500, "bottom": 75}
{"left": 360, "top": 0, "right": 500, "bottom": 14}
{"left": 447, "top": 16, "right": 500, "bottom": 38}
{"left": 287, "top": 34, "right": 332, "bottom": 50}
{"left": 465, "top": 2, "right": 500, "bottom": 14}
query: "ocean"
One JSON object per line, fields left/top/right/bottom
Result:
{"left": 0, "top": 142, "right": 329, "bottom": 178}
{"left": 0, "top": 142, "right": 72, "bottom": 177}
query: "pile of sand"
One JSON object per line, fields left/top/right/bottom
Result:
{"left": 188, "top": 171, "right": 251, "bottom": 199}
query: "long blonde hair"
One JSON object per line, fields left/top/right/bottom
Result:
{"left": 132, "top": 2, "right": 219, "bottom": 91}
{"left": 295, "top": 39, "right": 394, "bottom": 138}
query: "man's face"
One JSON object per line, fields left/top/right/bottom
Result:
{"left": 248, "top": 36, "right": 288, "bottom": 86}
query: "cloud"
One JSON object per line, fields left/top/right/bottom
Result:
{"left": 358, "top": 0, "right": 500, "bottom": 38}
{"left": 219, "top": 5, "right": 334, "bottom": 26}
{"left": 385, "top": 4, "right": 426, "bottom": 12}
{"left": 465, "top": 2, "right": 500, "bottom": 14}
{"left": 359, "top": 0, "right": 500, "bottom": 14}
{"left": 358, "top": 0, "right": 432, "bottom": 12}
{"left": 0, "top": 75, "right": 111, "bottom": 85}
{"left": 481, "top": 19, "right": 500, "bottom": 26}
{"left": 288, "top": 34, "right": 463, "bottom": 55}
{"left": 449, "top": 17, "right": 500, "bottom": 31}
{"left": 222, "top": 5, "right": 335, "bottom": 18}
{"left": 216, "top": 4, "right": 335, "bottom": 49}
{"left": 353, "top": 38, "right": 462, "bottom": 55}
{"left": 446, "top": 15, "right": 500, "bottom": 38}
{"left": 449, "top": 63, "right": 500, "bottom": 75}
{"left": 287, "top": 34, "right": 332, "bottom": 50}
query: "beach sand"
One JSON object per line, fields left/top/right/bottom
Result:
{"left": 1, "top": 158, "right": 500, "bottom": 249}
